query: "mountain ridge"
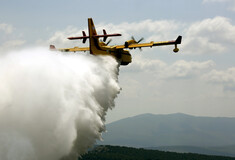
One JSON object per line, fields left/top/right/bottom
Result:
{"left": 100, "top": 113, "right": 235, "bottom": 156}
{"left": 108, "top": 113, "right": 235, "bottom": 125}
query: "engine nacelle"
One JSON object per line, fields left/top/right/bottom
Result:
{"left": 124, "top": 41, "right": 129, "bottom": 48}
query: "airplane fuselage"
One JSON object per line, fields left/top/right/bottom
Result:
{"left": 91, "top": 41, "right": 132, "bottom": 65}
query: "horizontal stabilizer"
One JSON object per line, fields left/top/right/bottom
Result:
{"left": 67, "top": 31, "right": 89, "bottom": 43}
{"left": 67, "top": 30, "right": 121, "bottom": 43}
{"left": 93, "top": 33, "right": 121, "bottom": 39}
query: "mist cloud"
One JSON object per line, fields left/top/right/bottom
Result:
{"left": 0, "top": 48, "right": 120, "bottom": 160}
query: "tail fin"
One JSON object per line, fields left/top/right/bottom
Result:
{"left": 88, "top": 18, "right": 99, "bottom": 54}
{"left": 175, "top": 36, "right": 182, "bottom": 44}
{"left": 88, "top": 18, "right": 97, "bottom": 36}
{"left": 173, "top": 36, "right": 182, "bottom": 53}
{"left": 87, "top": 18, "right": 121, "bottom": 54}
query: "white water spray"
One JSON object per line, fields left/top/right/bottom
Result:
{"left": 0, "top": 48, "right": 120, "bottom": 160}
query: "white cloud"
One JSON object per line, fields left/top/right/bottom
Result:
{"left": 0, "top": 23, "right": 13, "bottom": 34}
{"left": 124, "top": 54, "right": 215, "bottom": 79}
{"left": 119, "top": 55, "right": 217, "bottom": 107}
{"left": 46, "top": 26, "right": 86, "bottom": 48}
{"left": 0, "top": 40, "right": 26, "bottom": 52}
{"left": 183, "top": 16, "right": 235, "bottom": 54}
{"left": 166, "top": 60, "right": 215, "bottom": 79}
{"left": 0, "top": 23, "right": 25, "bottom": 52}
{"left": 98, "top": 19, "right": 181, "bottom": 37}
{"left": 203, "top": 67, "right": 235, "bottom": 91}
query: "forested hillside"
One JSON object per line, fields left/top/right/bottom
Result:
{"left": 79, "top": 145, "right": 235, "bottom": 160}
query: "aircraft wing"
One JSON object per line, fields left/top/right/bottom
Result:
{"left": 114, "top": 43, "right": 154, "bottom": 49}
{"left": 50, "top": 45, "right": 89, "bottom": 52}
{"left": 114, "top": 36, "right": 182, "bottom": 49}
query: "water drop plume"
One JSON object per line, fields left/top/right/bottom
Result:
{"left": 0, "top": 47, "right": 120, "bottom": 160}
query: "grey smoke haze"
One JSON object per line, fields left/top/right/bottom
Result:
{"left": 0, "top": 48, "right": 120, "bottom": 160}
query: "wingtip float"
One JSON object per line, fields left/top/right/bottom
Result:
{"left": 50, "top": 18, "right": 182, "bottom": 66}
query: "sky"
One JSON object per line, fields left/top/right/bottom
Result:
{"left": 1, "top": 0, "right": 235, "bottom": 123}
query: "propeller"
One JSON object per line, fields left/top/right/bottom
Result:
{"left": 106, "top": 39, "right": 112, "bottom": 45}
{"left": 137, "top": 37, "right": 144, "bottom": 43}
{"left": 100, "top": 39, "right": 112, "bottom": 46}
{"left": 131, "top": 36, "right": 144, "bottom": 43}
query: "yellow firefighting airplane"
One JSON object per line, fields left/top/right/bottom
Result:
{"left": 50, "top": 18, "right": 182, "bottom": 65}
